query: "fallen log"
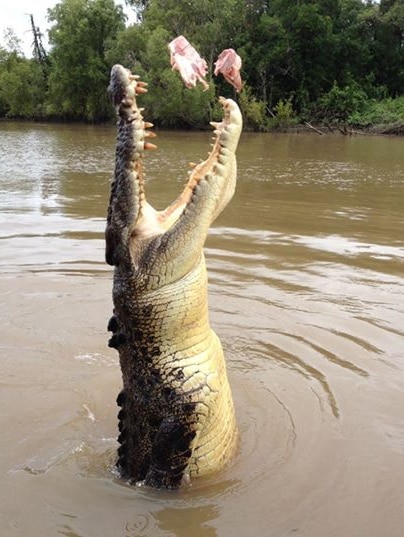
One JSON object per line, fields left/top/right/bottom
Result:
{"left": 304, "top": 122, "right": 324, "bottom": 135}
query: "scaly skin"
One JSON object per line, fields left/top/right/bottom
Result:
{"left": 106, "top": 64, "right": 242, "bottom": 489}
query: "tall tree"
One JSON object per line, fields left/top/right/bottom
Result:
{"left": 122, "top": 0, "right": 248, "bottom": 70}
{"left": 107, "top": 0, "right": 247, "bottom": 126}
{"left": 46, "top": 0, "right": 126, "bottom": 121}
{"left": 375, "top": 0, "right": 404, "bottom": 94}
{"left": 0, "top": 40, "right": 47, "bottom": 119}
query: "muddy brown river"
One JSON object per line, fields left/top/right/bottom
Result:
{"left": 0, "top": 121, "right": 403, "bottom": 537}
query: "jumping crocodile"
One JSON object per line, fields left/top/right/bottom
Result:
{"left": 105, "top": 64, "right": 243, "bottom": 489}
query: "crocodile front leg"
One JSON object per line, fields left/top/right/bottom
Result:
{"left": 115, "top": 387, "right": 200, "bottom": 489}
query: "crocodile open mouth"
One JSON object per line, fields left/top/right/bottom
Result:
{"left": 107, "top": 64, "right": 242, "bottom": 246}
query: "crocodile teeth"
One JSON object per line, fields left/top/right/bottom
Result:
{"left": 144, "top": 142, "right": 157, "bottom": 150}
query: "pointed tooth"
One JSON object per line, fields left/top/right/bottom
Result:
{"left": 144, "top": 142, "right": 157, "bottom": 150}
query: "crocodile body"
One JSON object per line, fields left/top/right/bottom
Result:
{"left": 105, "top": 65, "right": 242, "bottom": 488}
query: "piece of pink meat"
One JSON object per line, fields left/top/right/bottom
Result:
{"left": 168, "top": 35, "right": 209, "bottom": 90}
{"left": 214, "top": 49, "right": 243, "bottom": 92}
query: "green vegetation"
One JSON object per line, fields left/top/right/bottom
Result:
{"left": 1, "top": 0, "right": 404, "bottom": 130}
{"left": 349, "top": 96, "right": 404, "bottom": 133}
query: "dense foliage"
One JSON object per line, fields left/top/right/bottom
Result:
{"left": 1, "top": 0, "right": 404, "bottom": 128}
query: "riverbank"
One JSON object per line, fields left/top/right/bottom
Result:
{"left": 280, "top": 121, "right": 404, "bottom": 136}
{"left": 241, "top": 92, "right": 404, "bottom": 136}
{"left": 2, "top": 96, "right": 404, "bottom": 136}
{"left": 300, "top": 95, "right": 404, "bottom": 136}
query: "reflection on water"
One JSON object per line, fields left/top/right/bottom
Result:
{"left": 1, "top": 121, "right": 404, "bottom": 537}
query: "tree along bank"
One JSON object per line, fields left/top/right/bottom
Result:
{"left": 1, "top": 0, "right": 404, "bottom": 132}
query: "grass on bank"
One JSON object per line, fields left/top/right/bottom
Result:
{"left": 240, "top": 81, "right": 404, "bottom": 134}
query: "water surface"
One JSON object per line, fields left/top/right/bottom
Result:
{"left": 1, "top": 121, "right": 403, "bottom": 537}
